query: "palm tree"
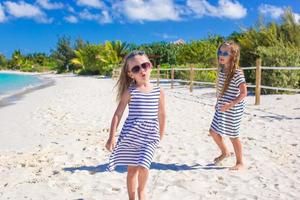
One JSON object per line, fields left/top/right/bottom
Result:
{"left": 0, "top": 54, "right": 7, "bottom": 68}
{"left": 111, "top": 40, "right": 130, "bottom": 58}
{"left": 51, "top": 36, "right": 75, "bottom": 72}
{"left": 97, "top": 40, "right": 129, "bottom": 65}
{"left": 11, "top": 50, "right": 24, "bottom": 69}
{"left": 70, "top": 49, "right": 85, "bottom": 69}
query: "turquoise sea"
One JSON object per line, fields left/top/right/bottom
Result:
{"left": 0, "top": 72, "right": 45, "bottom": 101}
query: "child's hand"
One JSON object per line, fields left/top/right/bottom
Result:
{"left": 220, "top": 102, "right": 233, "bottom": 112}
{"left": 105, "top": 138, "right": 116, "bottom": 152}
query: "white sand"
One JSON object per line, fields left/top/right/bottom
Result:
{"left": 0, "top": 75, "right": 299, "bottom": 200}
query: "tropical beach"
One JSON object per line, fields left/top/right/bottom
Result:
{"left": 1, "top": 1, "right": 300, "bottom": 199}
{"left": 0, "top": 74, "right": 299, "bottom": 199}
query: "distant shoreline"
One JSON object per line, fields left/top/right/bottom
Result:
{"left": 0, "top": 69, "right": 56, "bottom": 75}
{"left": 0, "top": 71, "right": 55, "bottom": 107}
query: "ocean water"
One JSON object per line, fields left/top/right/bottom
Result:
{"left": 0, "top": 72, "right": 44, "bottom": 100}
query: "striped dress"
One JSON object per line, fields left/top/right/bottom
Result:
{"left": 210, "top": 69, "right": 246, "bottom": 138}
{"left": 107, "top": 85, "right": 161, "bottom": 171}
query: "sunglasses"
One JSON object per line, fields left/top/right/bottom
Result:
{"left": 218, "top": 50, "right": 231, "bottom": 57}
{"left": 130, "top": 62, "right": 151, "bottom": 74}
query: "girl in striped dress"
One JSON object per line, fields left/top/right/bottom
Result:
{"left": 105, "top": 50, "right": 166, "bottom": 200}
{"left": 209, "top": 41, "right": 247, "bottom": 170}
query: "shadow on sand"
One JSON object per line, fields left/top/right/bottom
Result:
{"left": 64, "top": 162, "right": 227, "bottom": 174}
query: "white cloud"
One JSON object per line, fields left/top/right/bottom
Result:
{"left": 67, "top": 4, "right": 75, "bottom": 13}
{"left": 258, "top": 4, "right": 300, "bottom": 24}
{"left": 79, "top": 9, "right": 112, "bottom": 24}
{"left": 101, "top": 10, "right": 112, "bottom": 23}
{"left": 258, "top": 4, "right": 284, "bottom": 19}
{"left": 187, "top": 0, "right": 213, "bottom": 17}
{"left": 5, "top": 1, "right": 43, "bottom": 17}
{"left": 76, "top": 0, "right": 105, "bottom": 9}
{"left": 294, "top": 13, "right": 300, "bottom": 23}
{"left": 220, "top": 0, "right": 247, "bottom": 19}
{"left": 36, "top": 0, "right": 64, "bottom": 10}
{"left": 114, "top": 0, "right": 181, "bottom": 22}
{"left": 4, "top": 1, "right": 52, "bottom": 23}
{"left": 64, "top": 15, "right": 78, "bottom": 23}
{"left": 1, "top": 0, "right": 250, "bottom": 24}
{"left": 79, "top": 9, "right": 99, "bottom": 20}
{"left": 187, "top": 0, "right": 247, "bottom": 19}
{"left": 153, "top": 32, "right": 177, "bottom": 39}
{"left": 0, "top": 4, "right": 6, "bottom": 22}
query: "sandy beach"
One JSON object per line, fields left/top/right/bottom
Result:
{"left": 0, "top": 74, "right": 299, "bottom": 200}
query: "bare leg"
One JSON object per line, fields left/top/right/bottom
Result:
{"left": 137, "top": 166, "right": 149, "bottom": 200}
{"left": 127, "top": 166, "right": 139, "bottom": 200}
{"left": 209, "top": 129, "right": 230, "bottom": 164}
{"left": 229, "top": 137, "right": 244, "bottom": 170}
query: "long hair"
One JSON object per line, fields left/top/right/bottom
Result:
{"left": 217, "top": 41, "right": 241, "bottom": 98}
{"left": 115, "top": 50, "right": 148, "bottom": 101}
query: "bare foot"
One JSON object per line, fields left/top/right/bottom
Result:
{"left": 229, "top": 163, "right": 244, "bottom": 170}
{"left": 214, "top": 153, "right": 230, "bottom": 165}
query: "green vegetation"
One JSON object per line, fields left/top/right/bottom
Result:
{"left": 0, "top": 54, "right": 7, "bottom": 69}
{"left": 0, "top": 8, "right": 299, "bottom": 93}
{"left": 234, "top": 8, "right": 300, "bottom": 93}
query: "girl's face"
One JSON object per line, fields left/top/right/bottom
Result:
{"left": 127, "top": 55, "right": 152, "bottom": 84}
{"left": 218, "top": 45, "right": 231, "bottom": 66}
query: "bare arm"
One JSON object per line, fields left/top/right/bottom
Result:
{"left": 231, "top": 83, "right": 247, "bottom": 106}
{"left": 105, "top": 90, "right": 130, "bottom": 151}
{"left": 221, "top": 83, "right": 247, "bottom": 112}
{"left": 158, "top": 88, "right": 166, "bottom": 140}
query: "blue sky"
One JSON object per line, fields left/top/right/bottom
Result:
{"left": 0, "top": 0, "right": 299, "bottom": 58}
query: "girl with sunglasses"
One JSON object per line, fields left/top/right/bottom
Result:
{"left": 209, "top": 41, "right": 247, "bottom": 170}
{"left": 105, "top": 50, "right": 166, "bottom": 200}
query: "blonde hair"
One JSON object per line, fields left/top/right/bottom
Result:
{"left": 115, "top": 50, "right": 149, "bottom": 101}
{"left": 217, "top": 41, "right": 241, "bottom": 97}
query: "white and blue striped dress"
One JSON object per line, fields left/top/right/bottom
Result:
{"left": 210, "top": 69, "right": 246, "bottom": 138}
{"left": 107, "top": 85, "right": 161, "bottom": 171}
